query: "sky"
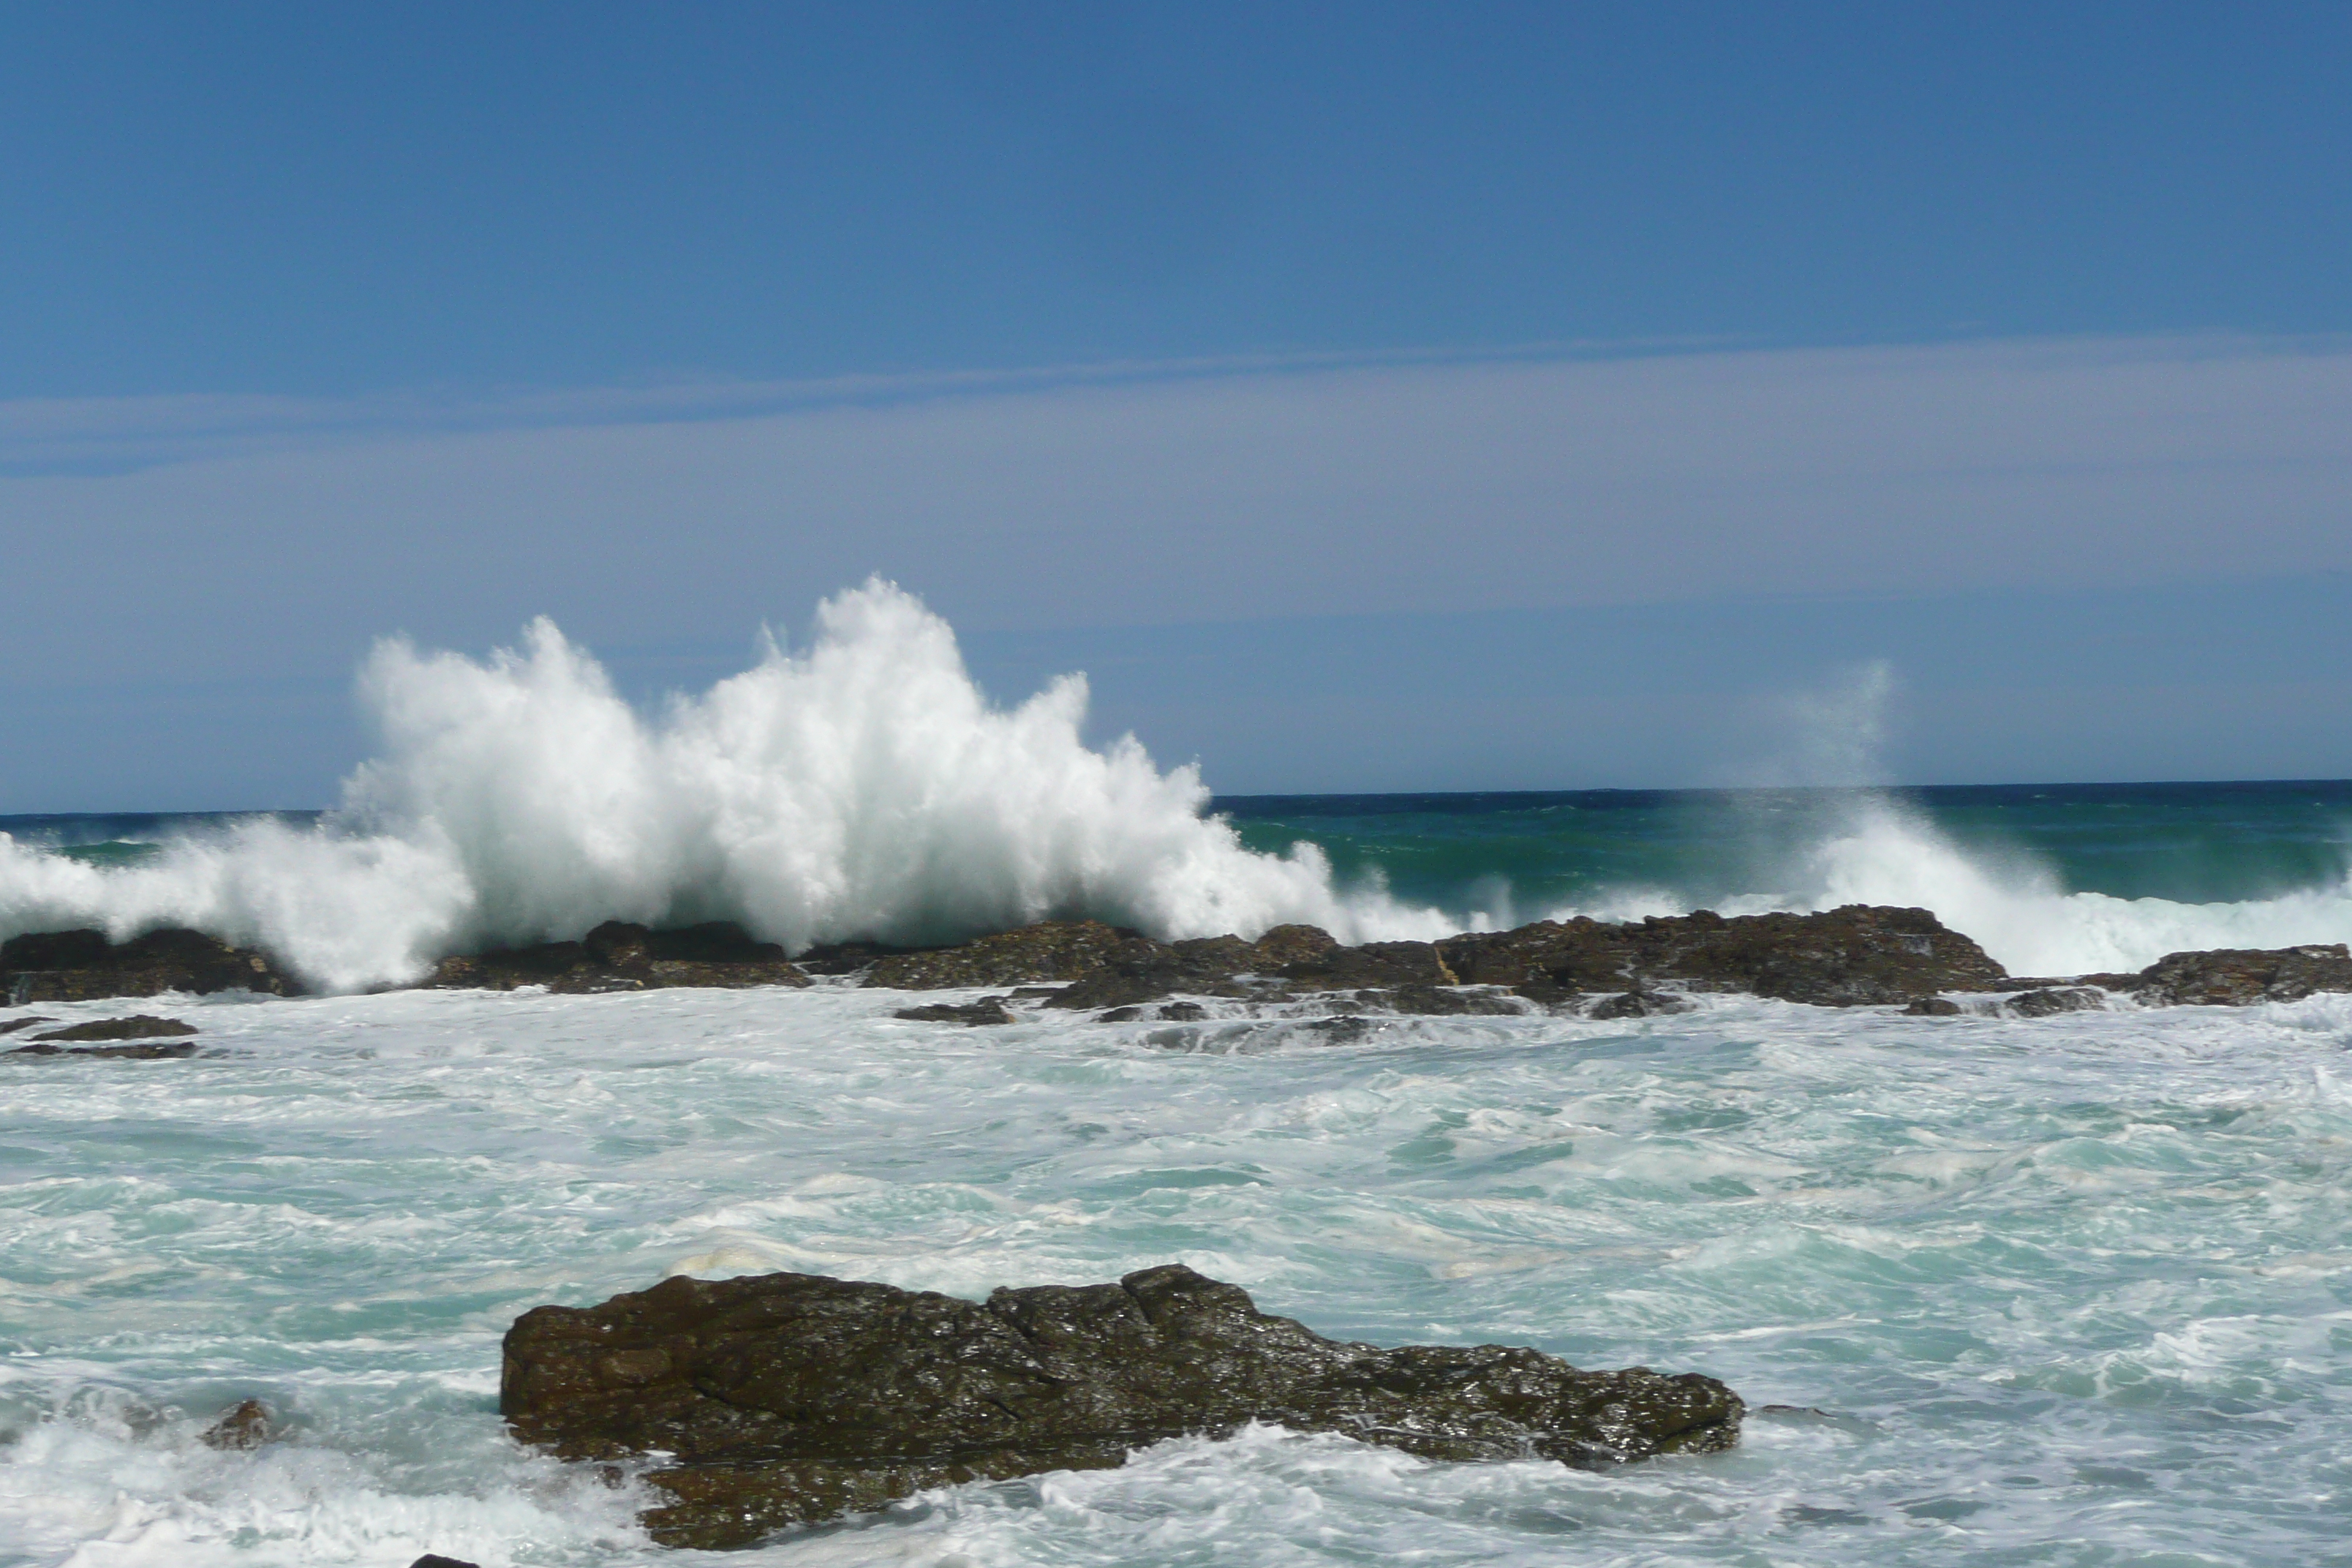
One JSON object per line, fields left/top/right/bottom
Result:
{"left": 3, "top": 1, "right": 2350, "bottom": 808}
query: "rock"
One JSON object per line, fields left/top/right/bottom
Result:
{"left": 426, "top": 921, "right": 810, "bottom": 994}
{"left": 410, "top": 1558, "right": 481, "bottom": 1568}
{"left": 2006, "top": 986, "right": 2104, "bottom": 1017}
{"left": 1902, "top": 996, "right": 1963, "bottom": 1016}
{"left": 864, "top": 921, "right": 1142, "bottom": 990}
{"left": 10, "top": 1040, "right": 200, "bottom": 1060}
{"left": 1, "top": 927, "right": 296, "bottom": 1003}
{"left": 0, "top": 1016, "right": 56, "bottom": 1035}
{"left": 1439, "top": 905, "right": 2008, "bottom": 1007}
{"left": 200, "top": 1398, "right": 274, "bottom": 1450}
{"left": 502, "top": 1263, "right": 1742, "bottom": 1550}
{"left": 30, "top": 1014, "right": 197, "bottom": 1042}
{"left": 892, "top": 998, "right": 1018, "bottom": 1025}
{"left": 1586, "top": 990, "right": 1694, "bottom": 1020}
{"left": 1354, "top": 985, "right": 1526, "bottom": 1017}
{"left": 2117, "top": 944, "right": 2352, "bottom": 1006}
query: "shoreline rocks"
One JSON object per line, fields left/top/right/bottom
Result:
{"left": 2, "top": 927, "right": 294, "bottom": 1004}
{"left": 501, "top": 1263, "right": 1743, "bottom": 1549}
{"left": 6, "top": 912, "right": 2350, "bottom": 1020}
{"left": 422, "top": 921, "right": 810, "bottom": 994}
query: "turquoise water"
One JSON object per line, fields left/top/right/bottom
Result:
{"left": 1221, "top": 780, "right": 2352, "bottom": 922}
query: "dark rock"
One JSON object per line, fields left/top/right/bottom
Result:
{"left": 2119, "top": 944, "right": 2352, "bottom": 1006}
{"left": 794, "top": 939, "right": 916, "bottom": 976}
{"left": 200, "top": 1398, "right": 274, "bottom": 1450}
{"left": 31, "top": 1014, "right": 197, "bottom": 1042}
{"left": 410, "top": 1558, "right": 481, "bottom": 1568}
{"left": 864, "top": 921, "right": 1142, "bottom": 990}
{"left": 892, "top": 998, "right": 1018, "bottom": 1026}
{"left": 1902, "top": 996, "right": 1963, "bottom": 1016}
{"left": 501, "top": 1264, "right": 1742, "bottom": 1550}
{"left": 1586, "top": 990, "right": 1694, "bottom": 1020}
{"left": 1439, "top": 905, "right": 2007, "bottom": 1007}
{"left": 2006, "top": 987, "right": 2104, "bottom": 1018}
{"left": 1, "top": 927, "right": 296, "bottom": 1003}
{"left": 0, "top": 1016, "right": 56, "bottom": 1035}
{"left": 10, "top": 1040, "right": 201, "bottom": 1060}
{"left": 1339, "top": 984, "right": 1524, "bottom": 1017}
{"left": 1097, "top": 1000, "right": 1210, "bottom": 1023}
{"left": 1299, "top": 1014, "right": 1376, "bottom": 1044}
{"left": 425, "top": 921, "right": 809, "bottom": 994}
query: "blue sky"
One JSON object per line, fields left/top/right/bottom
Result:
{"left": 4, "top": 2, "right": 2351, "bottom": 807}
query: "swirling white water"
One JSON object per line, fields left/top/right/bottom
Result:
{"left": 7, "top": 981, "right": 2352, "bottom": 1566}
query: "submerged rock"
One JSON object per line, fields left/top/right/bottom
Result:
{"left": 1, "top": 928, "right": 295, "bottom": 1003}
{"left": 892, "top": 998, "right": 1018, "bottom": 1025}
{"left": 425, "top": 921, "right": 810, "bottom": 994}
{"left": 200, "top": 1398, "right": 274, "bottom": 1450}
{"left": 1902, "top": 996, "right": 1964, "bottom": 1017}
{"left": 2005, "top": 986, "right": 2105, "bottom": 1017}
{"left": 10, "top": 1040, "right": 200, "bottom": 1060}
{"left": 502, "top": 1264, "right": 1743, "bottom": 1549}
{"left": 1586, "top": 989, "right": 1695, "bottom": 1020}
{"left": 30, "top": 1014, "right": 197, "bottom": 1042}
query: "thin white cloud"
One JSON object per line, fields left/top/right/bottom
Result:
{"left": 4, "top": 335, "right": 2348, "bottom": 692}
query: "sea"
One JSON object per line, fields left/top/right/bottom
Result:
{"left": 5, "top": 584, "right": 2352, "bottom": 1567}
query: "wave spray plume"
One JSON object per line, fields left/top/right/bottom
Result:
{"left": 0, "top": 582, "right": 1455, "bottom": 991}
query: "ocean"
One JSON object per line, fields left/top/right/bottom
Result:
{"left": 6, "top": 584, "right": 2352, "bottom": 1566}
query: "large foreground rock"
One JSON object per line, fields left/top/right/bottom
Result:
{"left": 1, "top": 927, "right": 297, "bottom": 1003}
{"left": 502, "top": 1264, "right": 1742, "bottom": 1549}
{"left": 425, "top": 921, "right": 809, "bottom": 993}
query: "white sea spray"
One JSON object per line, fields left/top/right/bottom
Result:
{"left": 0, "top": 582, "right": 1455, "bottom": 992}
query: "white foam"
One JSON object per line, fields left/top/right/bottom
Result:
{"left": 0, "top": 581, "right": 1454, "bottom": 992}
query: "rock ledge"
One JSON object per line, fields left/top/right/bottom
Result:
{"left": 502, "top": 1264, "right": 1742, "bottom": 1548}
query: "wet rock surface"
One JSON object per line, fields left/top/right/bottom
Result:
{"left": 1, "top": 927, "right": 296, "bottom": 1003}
{"left": 200, "top": 1398, "right": 275, "bottom": 1450}
{"left": 2097, "top": 943, "right": 2352, "bottom": 1006}
{"left": 10, "top": 1039, "right": 202, "bottom": 1060}
{"left": 425, "top": 921, "right": 810, "bottom": 994}
{"left": 1437, "top": 905, "right": 2008, "bottom": 1007}
{"left": 30, "top": 1014, "right": 197, "bottom": 1041}
{"left": 2005, "top": 986, "right": 2106, "bottom": 1017}
{"left": 502, "top": 1263, "right": 1744, "bottom": 1549}
{"left": 892, "top": 997, "right": 1019, "bottom": 1025}
{"left": 7, "top": 1012, "right": 203, "bottom": 1060}
{"left": 860, "top": 907, "right": 2002, "bottom": 1015}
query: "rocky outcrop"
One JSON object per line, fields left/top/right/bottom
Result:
{"left": 2097, "top": 943, "right": 2352, "bottom": 1006}
{"left": 858, "top": 909, "right": 2000, "bottom": 1014}
{"left": 425, "top": 921, "right": 809, "bottom": 994}
{"left": 1438, "top": 906, "right": 2008, "bottom": 1008}
{"left": 1, "top": 928, "right": 296, "bottom": 1003}
{"left": 502, "top": 1264, "right": 1742, "bottom": 1550}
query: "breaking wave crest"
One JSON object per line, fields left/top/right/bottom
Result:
{"left": 0, "top": 581, "right": 1458, "bottom": 992}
